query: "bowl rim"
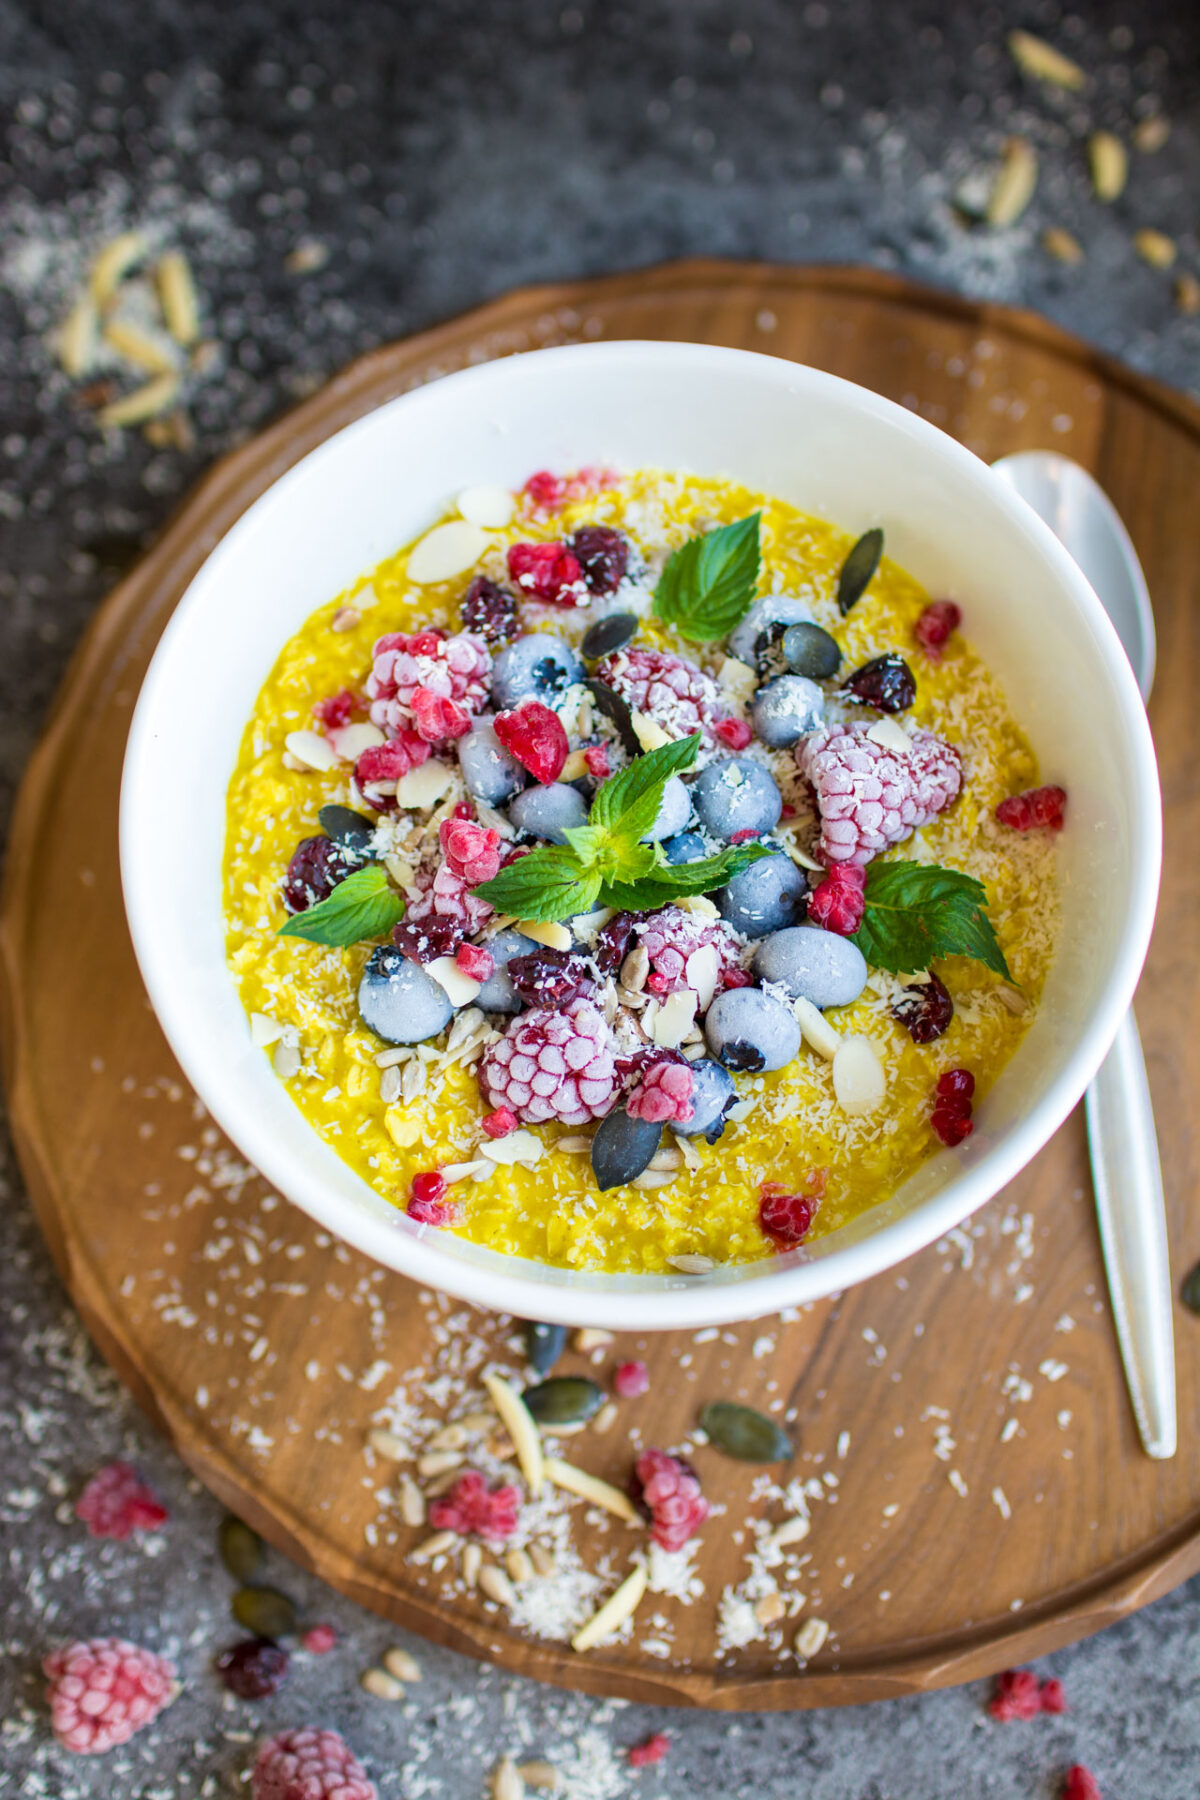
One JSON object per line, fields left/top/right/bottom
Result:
{"left": 120, "top": 338, "right": 1162, "bottom": 1329}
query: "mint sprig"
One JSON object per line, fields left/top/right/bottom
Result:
{"left": 278, "top": 863, "right": 405, "bottom": 947}
{"left": 850, "top": 860, "right": 1012, "bottom": 980}
{"left": 472, "top": 732, "right": 772, "bottom": 922}
{"left": 652, "top": 512, "right": 762, "bottom": 643}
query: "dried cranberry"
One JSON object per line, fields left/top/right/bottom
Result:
{"left": 931, "top": 1107, "right": 974, "bottom": 1146}
{"left": 988, "top": 1668, "right": 1066, "bottom": 1721}
{"left": 568, "top": 525, "right": 629, "bottom": 594}
{"left": 461, "top": 574, "right": 519, "bottom": 644}
{"left": 216, "top": 1638, "right": 290, "bottom": 1699}
{"left": 914, "top": 599, "right": 962, "bottom": 661}
{"left": 282, "top": 837, "right": 362, "bottom": 914}
{"left": 494, "top": 701, "right": 570, "bottom": 783}
{"left": 627, "top": 1733, "right": 670, "bottom": 1768}
{"left": 507, "top": 948, "right": 595, "bottom": 1007}
{"left": 937, "top": 1068, "right": 975, "bottom": 1103}
{"left": 842, "top": 652, "right": 917, "bottom": 713}
{"left": 593, "top": 911, "right": 639, "bottom": 973}
{"left": 996, "top": 785, "right": 1067, "bottom": 831}
{"left": 892, "top": 973, "right": 955, "bottom": 1043}
{"left": 393, "top": 914, "right": 463, "bottom": 964}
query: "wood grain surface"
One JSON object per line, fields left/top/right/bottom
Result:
{"left": 1, "top": 262, "right": 1198, "bottom": 1711}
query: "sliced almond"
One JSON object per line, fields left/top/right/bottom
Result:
{"left": 424, "top": 956, "right": 483, "bottom": 1008}
{"left": 398, "top": 1475, "right": 426, "bottom": 1526}
{"left": 649, "top": 1146, "right": 683, "bottom": 1172}
{"left": 832, "top": 1034, "right": 886, "bottom": 1116}
{"left": 489, "top": 1756, "right": 526, "bottom": 1800}
{"left": 571, "top": 1564, "right": 648, "bottom": 1653}
{"left": 386, "top": 1111, "right": 421, "bottom": 1149}
{"left": 865, "top": 716, "right": 912, "bottom": 755}
{"left": 543, "top": 1455, "right": 639, "bottom": 1521}
{"left": 155, "top": 250, "right": 200, "bottom": 345}
{"left": 407, "top": 519, "right": 490, "bottom": 583}
{"left": 327, "top": 721, "right": 384, "bottom": 761}
{"left": 1007, "top": 30, "right": 1084, "bottom": 90}
{"left": 515, "top": 919, "right": 573, "bottom": 952}
{"left": 483, "top": 1371, "right": 544, "bottom": 1497}
{"left": 394, "top": 757, "right": 458, "bottom": 809}
{"left": 677, "top": 894, "right": 720, "bottom": 921}
{"left": 1133, "top": 115, "right": 1170, "bottom": 154}
{"left": 382, "top": 1646, "right": 422, "bottom": 1682}
{"left": 479, "top": 1129, "right": 544, "bottom": 1167}
{"left": 458, "top": 484, "right": 515, "bottom": 529}
{"left": 793, "top": 995, "right": 841, "bottom": 1061}
{"left": 400, "top": 1057, "right": 427, "bottom": 1103}
{"left": 1042, "top": 226, "right": 1085, "bottom": 265}
{"left": 716, "top": 655, "right": 758, "bottom": 705}
{"left": 96, "top": 372, "right": 181, "bottom": 429}
{"left": 685, "top": 944, "right": 721, "bottom": 1012}
{"left": 1088, "top": 131, "right": 1128, "bottom": 202}
{"left": 272, "top": 1040, "right": 301, "bottom": 1078}
{"left": 672, "top": 1130, "right": 701, "bottom": 1169}
{"left": 478, "top": 1563, "right": 517, "bottom": 1607}
{"left": 986, "top": 137, "right": 1037, "bottom": 229}
{"left": 250, "top": 1012, "right": 285, "bottom": 1049}
{"left": 89, "top": 230, "right": 147, "bottom": 304}
{"left": 282, "top": 728, "right": 339, "bottom": 772}
{"left": 1134, "top": 228, "right": 1177, "bottom": 269}
{"left": 630, "top": 709, "right": 672, "bottom": 752}
{"left": 794, "top": 1615, "right": 830, "bottom": 1660}
{"left": 651, "top": 988, "right": 698, "bottom": 1049}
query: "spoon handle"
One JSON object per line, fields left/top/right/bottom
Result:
{"left": 1085, "top": 1007, "right": 1176, "bottom": 1459}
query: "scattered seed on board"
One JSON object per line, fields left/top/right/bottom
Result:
{"left": 794, "top": 1616, "right": 830, "bottom": 1661}
{"left": 506, "top": 1547, "right": 535, "bottom": 1584}
{"left": 360, "top": 1666, "right": 405, "bottom": 1702}
{"left": 398, "top": 1475, "right": 426, "bottom": 1527}
{"left": 478, "top": 1564, "right": 517, "bottom": 1608}
{"left": 517, "top": 1762, "right": 562, "bottom": 1791}
{"left": 1133, "top": 114, "right": 1170, "bottom": 154}
{"left": 411, "top": 1529, "right": 458, "bottom": 1562}
{"left": 416, "top": 1449, "right": 463, "bottom": 1479}
{"left": 461, "top": 1542, "right": 483, "bottom": 1587}
{"left": 490, "top": 1757, "right": 526, "bottom": 1800}
{"left": 1006, "top": 28, "right": 1084, "bottom": 88}
{"left": 1042, "top": 226, "right": 1084, "bottom": 265}
{"left": 1134, "top": 228, "right": 1177, "bottom": 269}
{"left": 424, "top": 1466, "right": 464, "bottom": 1498}
{"left": 382, "top": 1646, "right": 422, "bottom": 1682}
{"left": 769, "top": 1515, "right": 811, "bottom": 1550}
{"left": 1176, "top": 274, "right": 1200, "bottom": 317}
{"left": 986, "top": 137, "right": 1037, "bottom": 228}
{"left": 592, "top": 1402, "right": 618, "bottom": 1435}
{"left": 754, "top": 1593, "right": 787, "bottom": 1626}
{"left": 574, "top": 1327, "right": 614, "bottom": 1353}
{"left": 426, "top": 1421, "right": 470, "bottom": 1453}
{"left": 368, "top": 1426, "right": 407, "bottom": 1461}
{"left": 528, "top": 1543, "right": 557, "bottom": 1578}
{"left": 1088, "top": 130, "right": 1128, "bottom": 202}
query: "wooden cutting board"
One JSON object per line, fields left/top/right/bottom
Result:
{"left": 2, "top": 261, "right": 1198, "bottom": 1711}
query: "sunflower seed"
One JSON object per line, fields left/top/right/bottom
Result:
{"left": 620, "top": 946, "right": 650, "bottom": 992}
{"left": 517, "top": 1761, "right": 562, "bottom": 1791}
{"left": 1133, "top": 115, "right": 1170, "bottom": 154}
{"left": 669, "top": 1253, "right": 715, "bottom": 1274}
{"left": 382, "top": 1646, "right": 422, "bottom": 1681}
{"left": 592, "top": 1402, "right": 619, "bottom": 1434}
{"left": 155, "top": 250, "right": 201, "bottom": 345}
{"left": 97, "top": 372, "right": 182, "bottom": 430}
{"left": 416, "top": 1449, "right": 464, "bottom": 1479}
{"left": 103, "top": 317, "right": 179, "bottom": 374}
{"left": 506, "top": 1547, "right": 535, "bottom": 1584}
{"left": 996, "top": 985, "right": 1029, "bottom": 1015}
{"left": 360, "top": 1666, "right": 405, "bottom": 1701}
{"left": 986, "top": 137, "right": 1037, "bottom": 229}
{"left": 1088, "top": 131, "right": 1128, "bottom": 201}
{"left": 794, "top": 1616, "right": 830, "bottom": 1660}
{"left": 401, "top": 1059, "right": 428, "bottom": 1104}
{"left": 410, "top": 1529, "right": 458, "bottom": 1562}
{"left": 368, "top": 1427, "right": 407, "bottom": 1460}
{"left": 701, "top": 1401, "right": 794, "bottom": 1463}
{"left": 398, "top": 1475, "right": 426, "bottom": 1526}
{"left": 769, "top": 1514, "right": 811, "bottom": 1550}
{"left": 555, "top": 1136, "right": 593, "bottom": 1154}
{"left": 478, "top": 1564, "right": 517, "bottom": 1607}
{"left": 461, "top": 1542, "right": 483, "bottom": 1587}
{"left": 1176, "top": 273, "right": 1200, "bottom": 316}
{"left": 89, "top": 230, "right": 146, "bottom": 303}
{"left": 57, "top": 294, "right": 99, "bottom": 376}
{"left": 379, "top": 1064, "right": 404, "bottom": 1103}
{"left": 1042, "top": 226, "right": 1085, "bottom": 265}
{"left": 836, "top": 528, "right": 884, "bottom": 615}
{"left": 1134, "top": 228, "right": 1177, "bottom": 268}
{"left": 1006, "top": 30, "right": 1084, "bottom": 89}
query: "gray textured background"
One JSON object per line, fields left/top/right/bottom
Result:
{"left": 1, "top": 2, "right": 1198, "bottom": 1795}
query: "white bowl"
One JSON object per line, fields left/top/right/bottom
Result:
{"left": 120, "top": 341, "right": 1161, "bottom": 1329}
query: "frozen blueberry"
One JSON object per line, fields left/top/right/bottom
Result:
{"left": 783, "top": 621, "right": 842, "bottom": 680}
{"left": 717, "top": 853, "right": 807, "bottom": 939}
{"left": 358, "top": 946, "right": 454, "bottom": 1044}
{"left": 318, "top": 803, "right": 376, "bottom": 855}
{"left": 642, "top": 774, "right": 691, "bottom": 844}
{"left": 672, "top": 1058, "right": 737, "bottom": 1141}
{"left": 728, "top": 596, "right": 813, "bottom": 667}
{"left": 491, "top": 634, "right": 584, "bottom": 709}
{"left": 475, "top": 928, "right": 540, "bottom": 1014}
{"left": 692, "top": 756, "right": 782, "bottom": 842}
{"left": 705, "top": 987, "right": 801, "bottom": 1073}
{"left": 458, "top": 716, "right": 527, "bottom": 805}
{"left": 508, "top": 783, "right": 589, "bottom": 844}
{"left": 590, "top": 1108, "right": 663, "bottom": 1191}
{"left": 663, "top": 830, "right": 708, "bottom": 865}
{"left": 753, "top": 924, "right": 868, "bottom": 1009}
{"left": 751, "top": 676, "right": 825, "bottom": 748}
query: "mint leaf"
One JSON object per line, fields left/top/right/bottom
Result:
{"left": 278, "top": 863, "right": 404, "bottom": 948}
{"left": 597, "top": 840, "right": 770, "bottom": 913}
{"left": 589, "top": 732, "right": 702, "bottom": 836}
{"left": 472, "top": 846, "right": 602, "bottom": 922}
{"left": 652, "top": 513, "right": 762, "bottom": 643}
{"left": 850, "top": 860, "right": 1012, "bottom": 980}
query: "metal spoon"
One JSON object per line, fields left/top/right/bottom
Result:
{"left": 993, "top": 450, "right": 1174, "bottom": 1460}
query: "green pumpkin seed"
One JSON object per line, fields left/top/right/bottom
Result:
{"left": 836, "top": 528, "right": 884, "bottom": 616}
{"left": 523, "top": 1376, "right": 606, "bottom": 1426}
{"left": 218, "top": 1515, "right": 264, "bottom": 1583}
{"left": 1181, "top": 1261, "right": 1200, "bottom": 1314}
{"left": 701, "top": 1401, "right": 793, "bottom": 1462}
{"left": 523, "top": 1320, "right": 567, "bottom": 1376}
{"left": 231, "top": 1585, "right": 297, "bottom": 1639}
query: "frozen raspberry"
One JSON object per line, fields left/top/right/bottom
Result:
{"left": 988, "top": 1668, "right": 1066, "bottom": 1721}
{"left": 354, "top": 727, "right": 431, "bottom": 796}
{"left": 461, "top": 574, "right": 519, "bottom": 644}
{"left": 44, "top": 1638, "right": 177, "bottom": 1754}
{"left": 506, "top": 540, "right": 587, "bottom": 607}
{"left": 252, "top": 1727, "right": 377, "bottom": 1800}
{"left": 301, "top": 1623, "right": 338, "bottom": 1654}
{"left": 494, "top": 701, "right": 569, "bottom": 783}
{"left": 996, "top": 784, "right": 1067, "bottom": 831}
{"left": 392, "top": 913, "right": 463, "bottom": 964}
{"left": 216, "top": 1639, "right": 290, "bottom": 1698}
{"left": 797, "top": 724, "right": 963, "bottom": 867}
{"left": 594, "top": 647, "right": 723, "bottom": 743}
{"left": 481, "top": 1106, "right": 518, "bottom": 1138}
{"left": 914, "top": 599, "right": 962, "bottom": 661}
{"left": 1063, "top": 1768, "right": 1102, "bottom": 1800}
{"left": 892, "top": 972, "right": 954, "bottom": 1043}
{"left": 1040, "top": 1678, "right": 1066, "bottom": 1714}
{"left": 584, "top": 742, "right": 612, "bottom": 779}
{"left": 614, "top": 1361, "right": 650, "bottom": 1398}
{"left": 635, "top": 1448, "right": 709, "bottom": 1552}
{"left": 75, "top": 1462, "right": 168, "bottom": 1540}
{"left": 715, "top": 715, "right": 753, "bottom": 750}
{"left": 410, "top": 685, "right": 471, "bottom": 743}
{"left": 507, "top": 947, "right": 597, "bottom": 1008}
{"left": 759, "top": 1172, "right": 826, "bottom": 1249}
{"left": 523, "top": 469, "right": 568, "bottom": 510}
{"left": 312, "top": 687, "right": 359, "bottom": 730}
{"left": 634, "top": 906, "right": 744, "bottom": 998}
{"left": 806, "top": 862, "right": 866, "bottom": 935}
{"left": 366, "top": 628, "right": 491, "bottom": 740}
{"left": 282, "top": 836, "right": 363, "bottom": 914}
{"left": 627, "top": 1059, "right": 695, "bottom": 1125}
{"left": 627, "top": 1733, "right": 670, "bottom": 1768}
{"left": 429, "top": 1469, "right": 521, "bottom": 1540}
{"left": 931, "top": 1067, "right": 975, "bottom": 1146}
{"left": 481, "top": 999, "right": 620, "bottom": 1126}
{"left": 568, "top": 524, "right": 629, "bottom": 594}
{"left": 440, "top": 816, "right": 503, "bottom": 885}
{"left": 455, "top": 942, "right": 495, "bottom": 982}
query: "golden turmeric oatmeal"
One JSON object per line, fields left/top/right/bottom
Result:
{"left": 224, "top": 466, "right": 1060, "bottom": 1274}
